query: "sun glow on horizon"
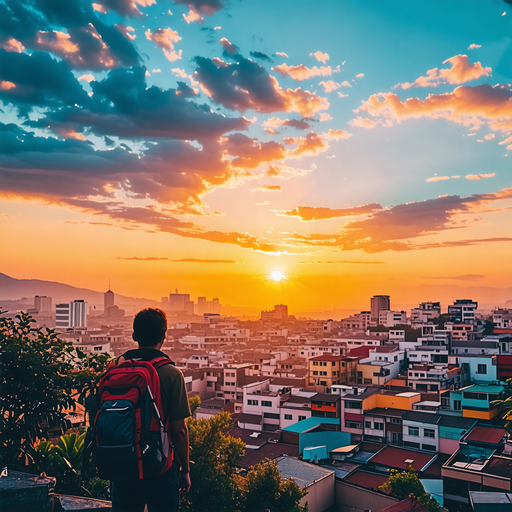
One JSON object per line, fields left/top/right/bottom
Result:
{"left": 271, "top": 271, "right": 284, "bottom": 281}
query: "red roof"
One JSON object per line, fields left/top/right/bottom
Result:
{"left": 375, "top": 345, "right": 399, "bottom": 353}
{"left": 380, "top": 497, "right": 429, "bottom": 512}
{"left": 347, "top": 346, "right": 372, "bottom": 359}
{"left": 309, "top": 354, "right": 346, "bottom": 362}
{"left": 465, "top": 425, "right": 507, "bottom": 445}
{"left": 344, "top": 470, "right": 389, "bottom": 491}
{"left": 369, "top": 446, "right": 436, "bottom": 471}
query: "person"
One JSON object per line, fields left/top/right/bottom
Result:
{"left": 110, "top": 308, "right": 191, "bottom": 512}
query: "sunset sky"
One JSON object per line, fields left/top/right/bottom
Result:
{"left": 1, "top": 0, "right": 512, "bottom": 311}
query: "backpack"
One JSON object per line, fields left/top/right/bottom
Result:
{"left": 93, "top": 356, "right": 174, "bottom": 481}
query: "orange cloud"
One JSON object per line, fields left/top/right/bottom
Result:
{"left": 398, "top": 54, "right": 491, "bottom": 89}
{"left": 276, "top": 52, "right": 288, "bottom": 58}
{"left": 426, "top": 175, "right": 460, "bottom": 182}
{"left": 251, "top": 185, "right": 282, "bottom": 192}
{"left": 355, "top": 84, "right": 512, "bottom": 137}
{"left": 468, "top": 44, "right": 482, "bottom": 50}
{"left": 79, "top": 74, "right": 95, "bottom": 82}
{"left": 220, "top": 37, "right": 238, "bottom": 55}
{"left": 35, "top": 30, "right": 79, "bottom": 54}
{"left": 0, "top": 38, "right": 25, "bottom": 52}
{"left": 356, "top": 73, "right": 364, "bottom": 78}
{"left": 310, "top": 51, "right": 329, "bottom": 64}
{"left": 276, "top": 203, "right": 383, "bottom": 221}
{"left": 145, "top": 28, "right": 182, "bottom": 61}
{"left": 183, "top": 9, "right": 203, "bottom": 23}
{"left": 319, "top": 80, "right": 341, "bottom": 92}
{"left": 115, "top": 24, "right": 137, "bottom": 40}
{"left": 286, "top": 132, "right": 330, "bottom": 157}
{"left": 273, "top": 63, "right": 334, "bottom": 81}
{"left": 0, "top": 81, "right": 15, "bottom": 91}
{"left": 321, "top": 129, "right": 352, "bottom": 141}
{"left": 348, "top": 116, "right": 380, "bottom": 129}
{"left": 466, "top": 173, "right": 495, "bottom": 180}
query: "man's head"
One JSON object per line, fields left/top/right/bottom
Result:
{"left": 132, "top": 308, "right": 168, "bottom": 348}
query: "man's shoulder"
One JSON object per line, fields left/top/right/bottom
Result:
{"left": 157, "top": 361, "right": 184, "bottom": 382}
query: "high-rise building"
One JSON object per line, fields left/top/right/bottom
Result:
{"left": 169, "top": 291, "right": 194, "bottom": 315}
{"left": 104, "top": 289, "right": 114, "bottom": 312}
{"left": 56, "top": 300, "right": 87, "bottom": 329}
{"left": 371, "top": 295, "right": 390, "bottom": 323}
{"left": 448, "top": 299, "right": 478, "bottom": 324}
{"left": 34, "top": 295, "right": 52, "bottom": 313}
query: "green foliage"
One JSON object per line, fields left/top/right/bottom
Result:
{"left": 244, "top": 460, "right": 307, "bottom": 512}
{"left": 181, "top": 405, "right": 307, "bottom": 512}
{"left": 31, "top": 433, "right": 109, "bottom": 498}
{"left": 0, "top": 310, "right": 111, "bottom": 467}
{"left": 189, "top": 395, "right": 201, "bottom": 415}
{"left": 432, "top": 313, "right": 451, "bottom": 329}
{"left": 379, "top": 468, "right": 439, "bottom": 512}
{"left": 483, "top": 317, "right": 495, "bottom": 336}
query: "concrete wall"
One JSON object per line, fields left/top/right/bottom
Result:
{"left": 335, "top": 480, "right": 398, "bottom": 512}
{"left": 302, "top": 473, "right": 335, "bottom": 512}
{"left": 299, "top": 431, "right": 351, "bottom": 456}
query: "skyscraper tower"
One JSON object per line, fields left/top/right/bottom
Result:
{"left": 371, "top": 295, "right": 390, "bottom": 323}
{"left": 104, "top": 288, "right": 114, "bottom": 312}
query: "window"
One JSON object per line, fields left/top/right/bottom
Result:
{"left": 332, "top": 361, "right": 335, "bottom": 366}
{"left": 345, "top": 421, "right": 361, "bottom": 429}
{"left": 261, "top": 400, "right": 272, "bottom": 407}
{"left": 345, "top": 401, "right": 361, "bottom": 409}
{"left": 313, "top": 371, "right": 318, "bottom": 376}
{"left": 403, "top": 441, "right": 420, "bottom": 449}
{"left": 373, "top": 372, "right": 381, "bottom": 377}
{"left": 313, "top": 361, "right": 318, "bottom": 366}
{"left": 320, "top": 381, "right": 327, "bottom": 386}
{"left": 263, "top": 412, "right": 279, "bottom": 419}
{"left": 408, "top": 427, "right": 419, "bottom": 436}
{"left": 422, "top": 443, "right": 436, "bottom": 451}
{"left": 477, "top": 364, "right": 487, "bottom": 375}
{"left": 375, "top": 422, "right": 384, "bottom": 430}
{"left": 463, "top": 392, "right": 486, "bottom": 401}
{"left": 284, "top": 414, "right": 292, "bottom": 420}
{"left": 247, "top": 399, "right": 258, "bottom": 406}
{"left": 454, "top": 400, "right": 462, "bottom": 411}
{"left": 365, "top": 421, "right": 372, "bottom": 429}
{"left": 320, "top": 371, "right": 327, "bottom": 376}
{"left": 298, "top": 415, "right": 306, "bottom": 421}
{"left": 430, "top": 384, "right": 439, "bottom": 392}
{"left": 390, "top": 417, "right": 401, "bottom": 424}
{"left": 424, "top": 428, "right": 436, "bottom": 438}
{"left": 207, "top": 381, "right": 213, "bottom": 387}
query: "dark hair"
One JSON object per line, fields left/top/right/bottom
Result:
{"left": 133, "top": 308, "right": 168, "bottom": 347}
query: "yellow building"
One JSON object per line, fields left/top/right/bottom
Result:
{"left": 308, "top": 355, "right": 354, "bottom": 392}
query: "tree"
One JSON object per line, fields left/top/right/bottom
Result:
{"left": 244, "top": 460, "right": 307, "bottom": 512}
{"left": 379, "top": 468, "right": 439, "bottom": 512}
{"left": 432, "top": 314, "right": 451, "bottom": 329}
{"left": 189, "top": 395, "right": 201, "bottom": 416}
{"left": 0, "top": 311, "right": 110, "bottom": 468}
{"left": 182, "top": 399, "right": 307, "bottom": 512}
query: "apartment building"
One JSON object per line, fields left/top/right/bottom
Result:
{"left": 279, "top": 395, "right": 312, "bottom": 429}
{"left": 402, "top": 411, "right": 442, "bottom": 452}
{"left": 440, "top": 384, "right": 504, "bottom": 421}
{"left": 448, "top": 299, "right": 478, "bottom": 324}
{"left": 356, "top": 345, "right": 405, "bottom": 386}
{"left": 363, "top": 408, "right": 406, "bottom": 445}
{"left": 378, "top": 310, "right": 407, "bottom": 327}
{"left": 242, "top": 380, "right": 283, "bottom": 431}
{"left": 407, "top": 363, "right": 465, "bottom": 392}
{"left": 308, "top": 354, "right": 354, "bottom": 392}
{"left": 410, "top": 302, "right": 441, "bottom": 324}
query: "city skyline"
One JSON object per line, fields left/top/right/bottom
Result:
{"left": 1, "top": 0, "right": 512, "bottom": 309}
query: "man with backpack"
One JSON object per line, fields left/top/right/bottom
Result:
{"left": 94, "top": 308, "right": 191, "bottom": 511}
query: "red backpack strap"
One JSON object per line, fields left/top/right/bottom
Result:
{"left": 151, "top": 356, "right": 175, "bottom": 370}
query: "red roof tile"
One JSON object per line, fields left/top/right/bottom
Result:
{"left": 344, "top": 470, "right": 389, "bottom": 491}
{"left": 465, "top": 425, "right": 507, "bottom": 445}
{"left": 380, "top": 497, "right": 429, "bottom": 512}
{"left": 369, "top": 446, "right": 436, "bottom": 471}
{"left": 375, "top": 345, "right": 399, "bottom": 353}
{"left": 309, "top": 354, "right": 347, "bottom": 362}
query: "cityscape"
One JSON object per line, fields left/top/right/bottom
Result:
{"left": 1, "top": 0, "right": 512, "bottom": 511}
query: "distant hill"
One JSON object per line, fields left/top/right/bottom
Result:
{"left": 0, "top": 273, "right": 154, "bottom": 305}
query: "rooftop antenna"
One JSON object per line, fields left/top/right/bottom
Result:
{"left": 109, "top": 278, "right": 111, "bottom": 292}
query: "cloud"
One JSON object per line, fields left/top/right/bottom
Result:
{"left": 337, "top": 92, "right": 349, "bottom": 98}
{"left": 145, "top": 28, "right": 182, "bottom": 61}
{"left": 0, "top": 37, "right": 25, "bottom": 52}
{"left": 262, "top": 117, "right": 311, "bottom": 131}
{"left": 276, "top": 203, "right": 383, "bottom": 221}
{"left": 272, "top": 63, "right": 335, "bottom": 81}
{"left": 220, "top": 37, "right": 238, "bottom": 55}
{"left": 310, "top": 51, "right": 329, "bottom": 64}
{"left": 355, "top": 84, "right": 512, "bottom": 139}
{"left": 319, "top": 80, "right": 341, "bottom": 92}
{"left": 321, "top": 129, "right": 352, "bottom": 141}
{"left": 79, "top": 74, "right": 95, "bottom": 82}
{"left": 183, "top": 9, "right": 203, "bottom": 23}
{"left": 429, "top": 274, "right": 485, "bottom": 281}
{"left": 426, "top": 175, "right": 460, "bottom": 182}
{"left": 466, "top": 173, "right": 496, "bottom": 180}
{"left": 193, "top": 55, "right": 329, "bottom": 117}
{"left": 250, "top": 51, "right": 273, "bottom": 62}
{"left": 117, "top": 257, "right": 237, "bottom": 263}
{"left": 251, "top": 185, "right": 282, "bottom": 192}
{"left": 319, "top": 113, "right": 332, "bottom": 122}
{"left": 484, "top": 133, "right": 495, "bottom": 140}
{"left": 397, "top": 55, "right": 492, "bottom": 89}
{"left": 115, "top": 24, "right": 136, "bottom": 41}
{"left": 276, "top": 52, "right": 288, "bottom": 58}
{"left": 95, "top": 0, "right": 155, "bottom": 17}
{"left": 348, "top": 116, "right": 380, "bottom": 129}
{"left": 356, "top": 73, "right": 364, "bottom": 78}
{"left": 172, "top": 0, "right": 226, "bottom": 17}
{"left": 299, "top": 260, "right": 384, "bottom": 264}
{"left": 284, "top": 132, "right": 330, "bottom": 157}
{"left": 468, "top": 44, "right": 482, "bottom": 50}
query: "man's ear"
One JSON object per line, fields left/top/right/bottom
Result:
{"left": 132, "top": 332, "right": 137, "bottom": 342}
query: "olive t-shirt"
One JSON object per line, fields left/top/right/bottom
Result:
{"left": 118, "top": 349, "right": 191, "bottom": 423}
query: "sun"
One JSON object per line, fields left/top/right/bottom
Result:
{"left": 271, "top": 271, "right": 283, "bottom": 281}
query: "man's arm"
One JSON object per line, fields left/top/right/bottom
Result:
{"left": 169, "top": 418, "right": 191, "bottom": 493}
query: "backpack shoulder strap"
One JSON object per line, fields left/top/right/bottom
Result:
{"left": 151, "top": 356, "right": 175, "bottom": 370}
